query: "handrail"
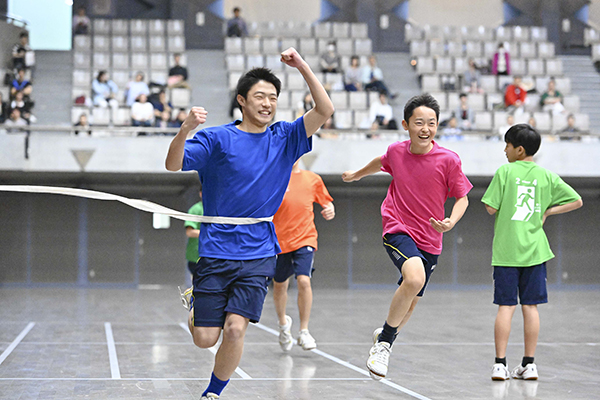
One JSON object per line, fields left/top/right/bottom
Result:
{"left": 2, "top": 13, "right": 29, "bottom": 28}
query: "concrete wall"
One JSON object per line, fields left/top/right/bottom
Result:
{"left": 0, "top": 173, "right": 597, "bottom": 288}
{"left": 1, "top": 133, "right": 600, "bottom": 177}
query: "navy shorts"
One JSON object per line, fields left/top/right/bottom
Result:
{"left": 383, "top": 233, "right": 439, "bottom": 297}
{"left": 187, "top": 261, "right": 197, "bottom": 275}
{"left": 193, "top": 256, "right": 276, "bottom": 327}
{"left": 273, "top": 246, "right": 315, "bottom": 283}
{"left": 493, "top": 263, "right": 548, "bottom": 306}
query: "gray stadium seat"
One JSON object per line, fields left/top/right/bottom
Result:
{"left": 93, "top": 52, "right": 110, "bottom": 70}
{"left": 527, "top": 59, "right": 545, "bottom": 76}
{"left": 416, "top": 57, "right": 434, "bottom": 75}
{"left": 274, "top": 109, "right": 293, "bottom": 123}
{"left": 421, "top": 75, "right": 440, "bottom": 92}
{"left": 469, "top": 93, "right": 486, "bottom": 111}
{"left": 130, "top": 19, "right": 148, "bottom": 35}
{"left": 512, "top": 26, "right": 530, "bottom": 42}
{"left": 73, "top": 70, "right": 91, "bottom": 88}
{"left": 299, "top": 38, "right": 317, "bottom": 55}
{"left": 332, "top": 22, "right": 350, "bottom": 38}
{"left": 430, "top": 92, "right": 447, "bottom": 110}
{"left": 335, "top": 110, "right": 353, "bottom": 129}
{"left": 150, "top": 71, "right": 167, "bottom": 85}
{"left": 538, "top": 42, "right": 555, "bottom": 59}
{"left": 404, "top": 24, "right": 423, "bottom": 42}
{"left": 447, "top": 41, "right": 464, "bottom": 57}
{"left": 429, "top": 40, "right": 445, "bottom": 57}
{"left": 92, "top": 107, "right": 111, "bottom": 125}
{"left": 493, "top": 111, "right": 509, "bottom": 129}
{"left": 74, "top": 36, "right": 91, "bottom": 52}
{"left": 519, "top": 42, "right": 537, "bottom": 59}
{"left": 149, "top": 20, "right": 165, "bottom": 35}
{"left": 474, "top": 111, "right": 492, "bottom": 130}
{"left": 229, "top": 72, "right": 243, "bottom": 90}
{"left": 170, "top": 88, "right": 191, "bottom": 108}
{"left": 410, "top": 40, "right": 428, "bottom": 57}
{"left": 584, "top": 28, "right": 600, "bottom": 46}
{"left": 149, "top": 36, "right": 166, "bottom": 52}
{"left": 111, "top": 19, "right": 128, "bottom": 35}
{"left": 112, "top": 36, "right": 128, "bottom": 53}
{"left": 93, "top": 19, "right": 110, "bottom": 35}
{"left": 167, "top": 36, "right": 186, "bottom": 53}
{"left": 495, "top": 26, "right": 512, "bottom": 41}
{"left": 354, "top": 39, "right": 372, "bottom": 56}
{"left": 74, "top": 52, "right": 91, "bottom": 69}
{"left": 112, "top": 53, "right": 130, "bottom": 70}
{"left": 167, "top": 20, "right": 185, "bottom": 36}
{"left": 131, "top": 53, "right": 148, "bottom": 70}
{"left": 261, "top": 38, "right": 279, "bottom": 54}
{"left": 314, "top": 23, "right": 332, "bottom": 38}
{"left": 243, "top": 38, "right": 261, "bottom": 54}
{"left": 443, "top": 26, "right": 460, "bottom": 41}
{"left": 113, "top": 107, "right": 131, "bottom": 126}
{"left": 277, "top": 91, "right": 291, "bottom": 109}
{"left": 330, "top": 91, "right": 348, "bottom": 110}
{"left": 265, "top": 55, "right": 284, "bottom": 72}
{"left": 336, "top": 39, "right": 354, "bottom": 56}
{"left": 554, "top": 77, "right": 571, "bottom": 94}
{"left": 112, "top": 70, "right": 130, "bottom": 87}
{"left": 533, "top": 111, "right": 551, "bottom": 132}
{"left": 280, "top": 38, "right": 298, "bottom": 52}
{"left": 225, "top": 38, "right": 243, "bottom": 54}
{"left": 349, "top": 92, "right": 368, "bottom": 110}
{"left": 454, "top": 57, "right": 468, "bottom": 74}
{"left": 436, "top": 57, "right": 453, "bottom": 74}
{"left": 510, "top": 59, "right": 527, "bottom": 76}
{"left": 226, "top": 54, "right": 245, "bottom": 71}
{"left": 351, "top": 23, "right": 368, "bottom": 39}
{"left": 246, "top": 55, "right": 265, "bottom": 69}
{"left": 93, "top": 35, "right": 110, "bottom": 52}
{"left": 130, "top": 36, "right": 147, "bottom": 52}
{"left": 354, "top": 110, "right": 370, "bottom": 129}
{"left": 424, "top": 25, "right": 443, "bottom": 40}
{"left": 479, "top": 75, "right": 498, "bottom": 93}
{"left": 150, "top": 53, "right": 168, "bottom": 70}
{"left": 465, "top": 41, "right": 482, "bottom": 57}
{"left": 530, "top": 27, "right": 547, "bottom": 42}
{"left": 287, "top": 73, "right": 306, "bottom": 91}
{"left": 563, "top": 95, "right": 580, "bottom": 112}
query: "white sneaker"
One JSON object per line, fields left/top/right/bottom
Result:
{"left": 366, "top": 327, "right": 391, "bottom": 381}
{"left": 511, "top": 363, "right": 538, "bottom": 380}
{"left": 491, "top": 363, "right": 510, "bottom": 381}
{"left": 178, "top": 286, "right": 193, "bottom": 310}
{"left": 278, "top": 315, "right": 294, "bottom": 352}
{"left": 297, "top": 329, "right": 317, "bottom": 350}
{"left": 201, "top": 394, "right": 219, "bottom": 400}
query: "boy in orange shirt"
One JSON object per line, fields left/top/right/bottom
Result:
{"left": 272, "top": 159, "right": 335, "bottom": 351}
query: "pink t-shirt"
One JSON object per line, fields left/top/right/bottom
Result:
{"left": 380, "top": 140, "right": 472, "bottom": 255}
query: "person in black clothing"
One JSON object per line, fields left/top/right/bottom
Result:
{"left": 168, "top": 53, "right": 190, "bottom": 89}
{"left": 0, "top": 92, "right": 9, "bottom": 123}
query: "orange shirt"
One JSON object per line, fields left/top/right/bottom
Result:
{"left": 273, "top": 169, "right": 333, "bottom": 254}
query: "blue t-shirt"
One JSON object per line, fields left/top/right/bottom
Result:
{"left": 182, "top": 117, "right": 311, "bottom": 260}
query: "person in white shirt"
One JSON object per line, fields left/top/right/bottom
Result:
{"left": 131, "top": 94, "right": 154, "bottom": 127}
{"left": 369, "top": 92, "right": 397, "bottom": 131}
{"left": 73, "top": 7, "right": 91, "bottom": 35}
{"left": 126, "top": 72, "right": 150, "bottom": 106}
{"left": 362, "top": 55, "right": 391, "bottom": 97}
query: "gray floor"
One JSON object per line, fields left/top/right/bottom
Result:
{"left": 0, "top": 287, "right": 598, "bottom": 400}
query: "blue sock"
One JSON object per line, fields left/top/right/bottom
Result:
{"left": 202, "top": 372, "right": 229, "bottom": 397}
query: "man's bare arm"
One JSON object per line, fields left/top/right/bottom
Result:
{"left": 165, "top": 107, "right": 207, "bottom": 171}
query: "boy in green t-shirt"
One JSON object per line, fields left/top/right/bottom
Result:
{"left": 184, "top": 190, "right": 204, "bottom": 275}
{"left": 482, "top": 124, "right": 582, "bottom": 381}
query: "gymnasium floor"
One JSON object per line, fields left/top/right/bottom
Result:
{"left": 0, "top": 287, "right": 598, "bottom": 400}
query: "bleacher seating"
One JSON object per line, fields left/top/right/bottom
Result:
{"left": 72, "top": 18, "right": 190, "bottom": 126}
{"left": 406, "top": 24, "right": 589, "bottom": 133}
{"left": 224, "top": 22, "right": 374, "bottom": 129}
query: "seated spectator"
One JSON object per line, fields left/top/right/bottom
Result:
{"left": 463, "top": 58, "right": 483, "bottom": 93}
{"left": 131, "top": 94, "right": 154, "bottom": 127}
{"left": 155, "top": 110, "right": 173, "bottom": 130}
{"left": 295, "top": 92, "right": 313, "bottom": 119}
{"left": 150, "top": 90, "right": 173, "bottom": 120}
{"left": 226, "top": 7, "right": 248, "bottom": 37}
{"left": 0, "top": 92, "right": 9, "bottom": 124}
{"left": 92, "top": 70, "right": 119, "bottom": 109}
{"left": 4, "top": 108, "right": 28, "bottom": 132}
{"left": 74, "top": 113, "right": 92, "bottom": 136}
{"left": 168, "top": 53, "right": 190, "bottom": 89}
{"left": 369, "top": 92, "right": 397, "bottom": 131}
{"left": 72, "top": 7, "right": 91, "bottom": 35}
{"left": 497, "top": 114, "right": 515, "bottom": 136}
{"left": 126, "top": 72, "right": 150, "bottom": 107}
{"left": 456, "top": 93, "right": 473, "bottom": 130}
{"left": 12, "top": 32, "right": 34, "bottom": 71}
{"left": 492, "top": 43, "right": 510, "bottom": 76}
{"left": 10, "top": 91, "right": 35, "bottom": 123}
{"left": 170, "top": 109, "right": 187, "bottom": 128}
{"left": 344, "top": 55, "right": 362, "bottom": 92}
{"left": 320, "top": 41, "right": 341, "bottom": 74}
{"left": 540, "top": 78, "right": 565, "bottom": 117}
{"left": 560, "top": 114, "right": 581, "bottom": 141}
{"left": 362, "top": 55, "right": 393, "bottom": 97}
{"left": 11, "top": 68, "right": 33, "bottom": 99}
{"left": 441, "top": 116, "right": 463, "bottom": 136}
{"left": 504, "top": 75, "right": 526, "bottom": 115}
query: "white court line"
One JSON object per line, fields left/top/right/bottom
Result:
{"left": 0, "top": 377, "right": 370, "bottom": 381}
{"left": 104, "top": 322, "right": 121, "bottom": 379}
{"left": 253, "top": 322, "right": 432, "bottom": 400}
{"left": 0, "top": 322, "right": 35, "bottom": 366}
{"left": 178, "top": 322, "right": 252, "bottom": 380}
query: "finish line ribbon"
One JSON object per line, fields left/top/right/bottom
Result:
{"left": 0, "top": 185, "right": 272, "bottom": 225}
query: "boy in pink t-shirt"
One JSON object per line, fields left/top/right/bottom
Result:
{"left": 342, "top": 93, "right": 472, "bottom": 380}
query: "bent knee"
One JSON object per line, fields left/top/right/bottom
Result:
{"left": 296, "top": 275, "right": 312, "bottom": 290}
{"left": 192, "top": 334, "right": 218, "bottom": 349}
{"left": 223, "top": 323, "right": 247, "bottom": 343}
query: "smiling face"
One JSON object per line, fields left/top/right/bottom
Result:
{"left": 237, "top": 80, "right": 278, "bottom": 129}
{"left": 402, "top": 106, "right": 438, "bottom": 154}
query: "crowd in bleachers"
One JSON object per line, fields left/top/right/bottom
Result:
{"left": 71, "top": 15, "right": 191, "bottom": 133}
{"left": 1, "top": 31, "right": 36, "bottom": 131}
{"left": 407, "top": 24, "right": 589, "bottom": 137}
{"left": 225, "top": 21, "right": 399, "bottom": 130}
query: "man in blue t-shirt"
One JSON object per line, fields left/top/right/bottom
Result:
{"left": 165, "top": 48, "right": 334, "bottom": 400}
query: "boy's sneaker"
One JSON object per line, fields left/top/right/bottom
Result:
{"left": 278, "top": 315, "right": 294, "bottom": 352}
{"left": 297, "top": 329, "right": 317, "bottom": 350}
{"left": 511, "top": 363, "right": 538, "bottom": 380}
{"left": 201, "top": 394, "right": 219, "bottom": 400}
{"left": 491, "top": 363, "right": 510, "bottom": 381}
{"left": 178, "top": 286, "right": 194, "bottom": 310}
{"left": 366, "top": 328, "right": 391, "bottom": 380}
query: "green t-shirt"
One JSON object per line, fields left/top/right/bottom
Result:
{"left": 184, "top": 202, "right": 204, "bottom": 262}
{"left": 481, "top": 161, "right": 580, "bottom": 267}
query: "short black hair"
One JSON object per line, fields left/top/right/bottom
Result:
{"left": 236, "top": 67, "right": 281, "bottom": 100}
{"left": 97, "top": 70, "right": 107, "bottom": 80}
{"left": 504, "top": 123, "right": 541, "bottom": 156}
{"left": 403, "top": 93, "right": 440, "bottom": 123}
{"left": 19, "top": 32, "right": 28, "bottom": 38}
{"left": 233, "top": 7, "right": 240, "bottom": 12}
